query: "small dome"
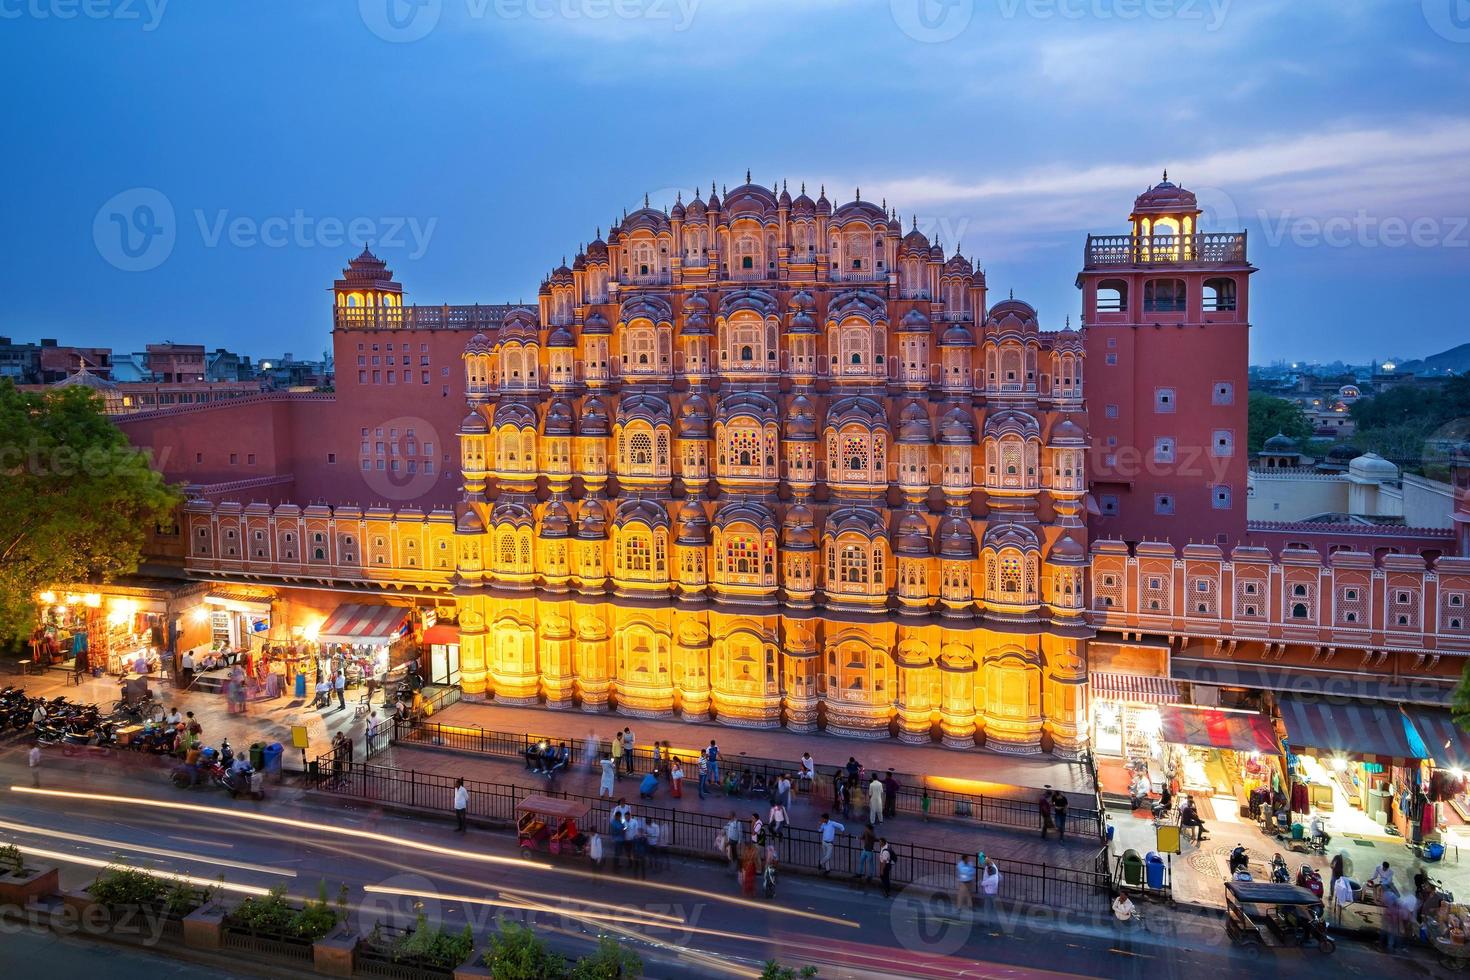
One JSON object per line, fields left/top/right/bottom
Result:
{"left": 1132, "top": 172, "right": 1199, "bottom": 216}
{"left": 583, "top": 310, "right": 611, "bottom": 334}
{"left": 895, "top": 510, "right": 932, "bottom": 556}
{"left": 1261, "top": 432, "right": 1298, "bottom": 453}
{"left": 1049, "top": 534, "right": 1085, "bottom": 561}
{"left": 940, "top": 323, "right": 974, "bottom": 347}
{"left": 547, "top": 325, "right": 575, "bottom": 348}
{"left": 459, "top": 411, "right": 488, "bottom": 434}
{"left": 464, "top": 332, "right": 492, "bottom": 355}
{"left": 539, "top": 499, "right": 571, "bottom": 537}
{"left": 784, "top": 396, "right": 817, "bottom": 439}
{"left": 578, "top": 397, "right": 609, "bottom": 435}
{"left": 670, "top": 197, "right": 686, "bottom": 220}
{"left": 576, "top": 499, "right": 608, "bottom": 538}
{"left": 815, "top": 186, "right": 831, "bottom": 216}
{"left": 899, "top": 307, "right": 930, "bottom": 332}
{"left": 456, "top": 509, "right": 483, "bottom": 533}
{"left": 938, "top": 515, "right": 976, "bottom": 558}
{"left": 1050, "top": 419, "right": 1086, "bottom": 446}
{"left": 543, "top": 399, "right": 574, "bottom": 435}
{"left": 939, "top": 406, "right": 975, "bottom": 444}
{"left": 898, "top": 401, "right": 932, "bottom": 443}
{"left": 677, "top": 499, "right": 710, "bottom": 545}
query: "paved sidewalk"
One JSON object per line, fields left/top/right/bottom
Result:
{"left": 373, "top": 739, "right": 1104, "bottom": 872}
{"left": 9, "top": 666, "right": 379, "bottom": 772}
{"left": 430, "top": 699, "right": 1094, "bottom": 801}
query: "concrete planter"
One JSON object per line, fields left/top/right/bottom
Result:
{"left": 312, "top": 930, "right": 358, "bottom": 977}
{"left": 0, "top": 865, "right": 59, "bottom": 906}
{"left": 183, "top": 903, "right": 227, "bottom": 950}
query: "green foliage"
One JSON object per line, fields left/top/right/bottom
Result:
{"left": 393, "top": 912, "right": 476, "bottom": 970}
{"left": 483, "top": 921, "right": 566, "bottom": 979}
{"left": 758, "top": 963, "right": 818, "bottom": 980}
{"left": 1452, "top": 660, "right": 1470, "bottom": 737}
{"left": 90, "top": 865, "right": 169, "bottom": 907}
{"left": 0, "top": 844, "right": 23, "bottom": 876}
{"left": 228, "top": 882, "right": 338, "bottom": 941}
{"left": 568, "top": 935, "right": 642, "bottom": 979}
{"left": 1350, "top": 375, "right": 1470, "bottom": 474}
{"left": 1247, "top": 393, "right": 1312, "bottom": 455}
{"left": 0, "top": 380, "right": 182, "bottom": 641}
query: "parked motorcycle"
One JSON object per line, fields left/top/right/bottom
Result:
{"left": 1270, "top": 852, "right": 1291, "bottom": 884}
{"left": 222, "top": 765, "right": 266, "bottom": 801}
{"left": 1296, "top": 865, "right": 1324, "bottom": 898}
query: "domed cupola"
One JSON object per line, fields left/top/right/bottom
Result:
{"left": 815, "top": 185, "right": 831, "bottom": 217}
{"left": 676, "top": 497, "right": 710, "bottom": 544}
{"left": 938, "top": 405, "right": 975, "bottom": 445}
{"left": 937, "top": 515, "right": 976, "bottom": 558}
{"left": 781, "top": 503, "right": 816, "bottom": 549}
{"left": 677, "top": 393, "right": 711, "bottom": 439}
{"left": 578, "top": 396, "right": 609, "bottom": 436}
{"left": 897, "top": 400, "right": 932, "bottom": 443}
{"left": 899, "top": 307, "right": 930, "bottom": 333}
{"left": 460, "top": 411, "right": 488, "bottom": 435}
{"left": 940, "top": 322, "right": 975, "bottom": 347}
{"left": 539, "top": 499, "right": 571, "bottom": 537}
{"left": 895, "top": 509, "right": 932, "bottom": 556}
{"left": 547, "top": 325, "right": 575, "bottom": 348}
{"left": 576, "top": 498, "right": 608, "bottom": 539}
{"left": 784, "top": 395, "right": 817, "bottom": 439}
{"left": 583, "top": 309, "right": 611, "bottom": 334}
{"left": 544, "top": 399, "right": 574, "bottom": 435}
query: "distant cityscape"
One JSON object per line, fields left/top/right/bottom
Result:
{"left": 0, "top": 336, "right": 333, "bottom": 414}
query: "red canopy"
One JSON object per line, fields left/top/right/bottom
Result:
{"left": 1159, "top": 705, "right": 1278, "bottom": 753}
{"left": 423, "top": 624, "right": 459, "bottom": 646}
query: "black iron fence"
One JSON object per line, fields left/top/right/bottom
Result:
{"left": 308, "top": 744, "right": 1111, "bottom": 911}
{"left": 388, "top": 716, "right": 1104, "bottom": 840}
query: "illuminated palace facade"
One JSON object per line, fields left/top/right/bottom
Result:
{"left": 119, "top": 176, "right": 1470, "bottom": 757}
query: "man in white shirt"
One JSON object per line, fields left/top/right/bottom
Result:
{"left": 818, "top": 814, "right": 845, "bottom": 876}
{"left": 31, "top": 703, "right": 46, "bottom": 726}
{"left": 453, "top": 777, "right": 468, "bottom": 833}
{"left": 644, "top": 818, "right": 662, "bottom": 871}
{"left": 1332, "top": 872, "right": 1355, "bottom": 926}
{"left": 799, "top": 753, "right": 816, "bottom": 792}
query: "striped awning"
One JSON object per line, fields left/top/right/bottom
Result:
{"left": 1160, "top": 705, "right": 1279, "bottom": 753}
{"left": 1402, "top": 706, "right": 1470, "bottom": 770}
{"left": 316, "top": 604, "right": 409, "bottom": 646}
{"left": 1278, "top": 694, "right": 1427, "bottom": 765}
{"left": 1090, "top": 671, "right": 1180, "bottom": 705}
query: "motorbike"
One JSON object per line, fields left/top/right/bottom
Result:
{"left": 171, "top": 758, "right": 226, "bottom": 789}
{"left": 1296, "top": 865, "right": 1324, "bottom": 899}
{"left": 222, "top": 765, "right": 266, "bottom": 801}
{"left": 1269, "top": 853, "right": 1291, "bottom": 884}
{"left": 1228, "top": 845, "right": 1251, "bottom": 877}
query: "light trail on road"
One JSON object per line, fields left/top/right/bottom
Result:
{"left": 7, "top": 843, "right": 272, "bottom": 897}
{"left": 0, "top": 819, "right": 296, "bottom": 877}
{"left": 10, "top": 785, "right": 857, "bottom": 929}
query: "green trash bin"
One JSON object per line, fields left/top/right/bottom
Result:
{"left": 249, "top": 742, "right": 265, "bottom": 770}
{"left": 1121, "top": 848, "right": 1144, "bottom": 887}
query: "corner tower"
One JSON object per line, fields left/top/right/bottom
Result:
{"left": 1077, "top": 173, "right": 1255, "bottom": 546}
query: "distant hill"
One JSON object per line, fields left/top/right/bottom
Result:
{"left": 1396, "top": 342, "right": 1470, "bottom": 376}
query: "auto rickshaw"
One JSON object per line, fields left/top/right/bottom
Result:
{"left": 515, "top": 794, "right": 590, "bottom": 859}
{"left": 1224, "top": 880, "right": 1335, "bottom": 955}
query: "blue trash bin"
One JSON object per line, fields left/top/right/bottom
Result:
{"left": 1145, "top": 851, "right": 1166, "bottom": 890}
{"left": 295, "top": 672, "right": 307, "bottom": 699}
{"left": 262, "top": 742, "right": 284, "bottom": 776}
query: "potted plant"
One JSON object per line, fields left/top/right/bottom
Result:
{"left": 358, "top": 908, "right": 476, "bottom": 979}
{"left": 0, "top": 843, "right": 59, "bottom": 906}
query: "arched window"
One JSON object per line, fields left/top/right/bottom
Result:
{"left": 631, "top": 432, "right": 652, "bottom": 467}
{"left": 840, "top": 544, "right": 868, "bottom": 585}
{"left": 1000, "top": 555, "right": 1022, "bottom": 594}
{"left": 498, "top": 534, "right": 516, "bottom": 567}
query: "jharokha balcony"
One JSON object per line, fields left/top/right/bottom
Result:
{"left": 333, "top": 303, "right": 520, "bottom": 331}
{"left": 1083, "top": 232, "right": 1247, "bottom": 268}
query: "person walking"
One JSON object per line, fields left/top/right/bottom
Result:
{"left": 608, "top": 808, "right": 627, "bottom": 872}
{"left": 877, "top": 839, "right": 894, "bottom": 898}
{"left": 626, "top": 811, "right": 646, "bottom": 879}
{"left": 776, "top": 773, "right": 793, "bottom": 810}
{"left": 365, "top": 711, "right": 379, "bottom": 755}
{"left": 955, "top": 855, "right": 976, "bottom": 913}
{"left": 768, "top": 800, "right": 789, "bottom": 839}
{"left": 622, "top": 727, "right": 636, "bottom": 774}
{"left": 1053, "top": 791, "right": 1070, "bottom": 842}
{"left": 588, "top": 831, "right": 604, "bottom": 872}
{"left": 868, "top": 773, "right": 886, "bottom": 825}
{"left": 856, "top": 823, "right": 877, "bottom": 886}
{"left": 610, "top": 733, "right": 624, "bottom": 775}
{"left": 837, "top": 775, "right": 851, "bottom": 820}
{"left": 1039, "top": 788, "right": 1054, "bottom": 840}
{"left": 883, "top": 769, "right": 900, "bottom": 819}
{"left": 453, "top": 778, "right": 468, "bottom": 833}
{"left": 671, "top": 758, "right": 684, "bottom": 799}
{"left": 645, "top": 817, "right": 662, "bottom": 872}
{"left": 697, "top": 749, "right": 709, "bottom": 799}
{"left": 707, "top": 740, "right": 721, "bottom": 782}
{"left": 599, "top": 754, "right": 616, "bottom": 799}
{"left": 921, "top": 788, "right": 932, "bottom": 822}
{"left": 724, "top": 812, "right": 743, "bottom": 869}
{"left": 28, "top": 742, "right": 40, "bottom": 787}
{"left": 334, "top": 669, "right": 346, "bottom": 711}
{"left": 818, "top": 813, "right": 844, "bottom": 876}
{"left": 979, "top": 859, "right": 1001, "bottom": 922}
{"left": 1112, "top": 892, "right": 1137, "bottom": 952}
{"left": 1332, "top": 871, "right": 1353, "bottom": 927}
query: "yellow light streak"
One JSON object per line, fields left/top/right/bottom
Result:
{"left": 0, "top": 819, "right": 294, "bottom": 877}
{"left": 9, "top": 787, "right": 855, "bottom": 929}
{"left": 9, "top": 843, "right": 271, "bottom": 897}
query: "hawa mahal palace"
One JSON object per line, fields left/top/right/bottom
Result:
{"left": 109, "top": 175, "right": 1470, "bottom": 758}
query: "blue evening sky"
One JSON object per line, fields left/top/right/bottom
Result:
{"left": 2, "top": 0, "right": 1466, "bottom": 365}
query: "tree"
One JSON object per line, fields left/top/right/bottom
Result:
{"left": 1451, "top": 659, "right": 1470, "bottom": 736}
{"left": 1247, "top": 393, "right": 1312, "bottom": 455}
{"left": 0, "top": 380, "right": 181, "bottom": 642}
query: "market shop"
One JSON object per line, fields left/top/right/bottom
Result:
{"left": 1157, "top": 704, "right": 1282, "bottom": 814}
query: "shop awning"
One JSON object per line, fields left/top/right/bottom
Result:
{"left": 1090, "top": 671, "right": 1179, "bottom": 705}
{"left": 1171, "top": 659, "right": 1455, "bottom": 707}
{"left": 316, "top": 604, "right": 410, "bottom": 646}
{"left": 1159, "top": 705, "right": 1278, "bottom": 753}
{"left": 204, "top": 588, "right": 274, "bottom": 614}
{"left": 1277, "top": 694, "right": 1428, "bottom": 765}
{"left": 1401, "top": 706, "right": 1470, "bottom": 770}
{"left": 423, "top": 624, "right": 459, "bottom": 646}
